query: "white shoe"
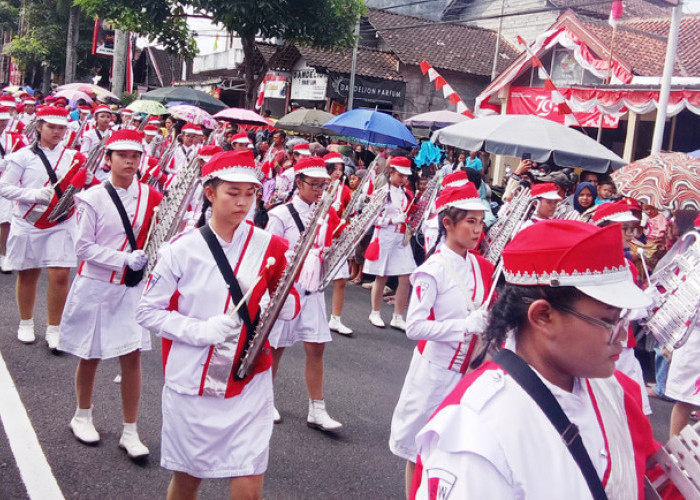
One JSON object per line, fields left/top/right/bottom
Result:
{"left": 70, "top": 408, "right": 100, "bottom": 445}
{"left": 369, "top": 311, "right": 385, "bottom": 328}
{"left": 0, "top": 255, "right": 10, "bottom": 274}
{"left": 329, "top": 315, "right": 353, "bottom": 336}
{"left": 17, "top": 319, "right": 35, "bottom": 344}
{"left": 390, "top": 314, "right": 406, "bottom": 331}
{"left": 45, "top": 325, "right": 59, "bottom": 351}
{"left": 119, "top": 423, "right": 149, "bottom": 460}
{"left": 273, "top": 406, "right": 282, "bottom": 424}
{"left": 307, "top": 399, "right": 343, "bottom": 432}
{"left": 113, "top": 374, "right": 122, "bottom": 384}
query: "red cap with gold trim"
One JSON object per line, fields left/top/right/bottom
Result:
{"left": 294, "top": 157, "right": 331, "bottom": 179}
{"left": 201, "top": 150, "right": 261, "bottom": 186}
{"left": 36, "top": 106, "right": 69, "bottom": 126}
{"left": 435, "top": 183, "right": 485, "bottom": 213}
{"left": 591, "top": 200, "right": 639, "bottom": 225}
{"left": 105, "top": 129, "right": 144, "bottom": 152}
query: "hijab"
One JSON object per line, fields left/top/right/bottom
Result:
{"left": 573, "top": 181, "right": 597, "bottom": 214}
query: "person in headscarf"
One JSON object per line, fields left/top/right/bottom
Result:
{"left": 573, "top": 181, "right": 597, "bottom": 215}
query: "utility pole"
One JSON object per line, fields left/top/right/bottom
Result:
{"left": 651, "top": 2, "right": 682, "bottom": 154}
{"left": 111, "top": 29, "right": 128, "bottom": 97}
{"left": 64, "top": 5, "right": 80, "bottom": 83}
{"left": 347, "top": 20, "right": 360, "bottom": 110}
{"left": 491, "top": 0, "right": 506, "bottom": 81}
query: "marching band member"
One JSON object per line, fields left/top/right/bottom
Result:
{"left": 171, "top": 124, "right": 200, "bottom": 173}
{"left": 118, "top": 108, "right": 134, "bottom": 129}
{"left": 230, "top": 131, "right": 252, "bottom": 152}
{"left": 136, "top": 150, "right": 298, "bottom": 498}
{"left": 18, "top": 97, "right": 36, "bottom": 126}
{"left": 421, "top": 170, "right": 470, "bottom": 253}
{"left": 412, "top": 220, "right": 655, "bottom": 499}
{"left": 518, "top": 181, "right": 563, "bottom": 231}
{"left": 364, "top": 156, "right": 417, "bottom": 331}
{"left": 0, "top": 104, "right": 25, "bottom": 273}
{"left": 142, "top": 125, "right": 159, "bottom": 157}
{"left": 324, "top": 151, "right": 353, "bottom": 336}
{"left": 389, "top": 183, "right": 492, "bottom": 497}
{"left": 0, "top": 95, "right": 23, "bottom": 134}
{"left": 0, "top": 106, "right": 89, "bottom": 347}
{"left": 58, "top": 129, "right": 161, "bottom": 458}
{"left": 592, "top": 199, "right": 652, "bottom": 415}
{"left": 266, "top": 156, "right": 343, "bottom": 431}
{"left": 80, "top": 104, "right": 112, "bottom": 153}
{"left": 273, "top": 143, "right": 310, "bottom": 204}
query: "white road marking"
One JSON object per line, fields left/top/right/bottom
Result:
{"left": 0, "top": 350, "right": 65, "bottom": 499}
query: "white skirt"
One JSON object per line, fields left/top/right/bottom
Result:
{"left": 161, "top": 370, "right": 274, "bottom": 478}
{"left": 615, "top": 347, "right": 651, "bottom": 414}
{"left": 389, "top": 349, "right": 461, "bottom": 462}
{"left": 331, "top": 261, "right": 350, "bottom": 281}
{"left": 0, "top": 196, "right": 12, "bottom": 224}
{"left": 666, "top": 326, "right": 700, "bottom": 405}
{"left": 4, "top": 218, "right": 77, "bottom": 270}
{"left": 268, "top": 290, "right": 331, "bottom": 348}
{"left": 58, "top": 275, "right": 151, "bottom": 359}
{"left": 363, "top": 226, "right": 416, "bottom": 277}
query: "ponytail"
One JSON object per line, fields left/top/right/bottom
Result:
{"left": 196, "top": 178, "right": 223, "bottom": 228}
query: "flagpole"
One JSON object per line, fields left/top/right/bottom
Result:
{"left": 596, "top": 23, "right": 617, "bottom": 142}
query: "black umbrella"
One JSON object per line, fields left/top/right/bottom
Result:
{"left": 140, "top": 87, "right": 227, "bottom": 115}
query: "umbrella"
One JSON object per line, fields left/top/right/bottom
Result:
{"left": 55, "top": 89, "right": 94, "bottom": 106}
{"left": 276, "top": 108, "right": 336, "bottom": 135}
{"left": 141, "top": 86, "right": 227, "bottom": 115}
{"left": 2, "top": 85, "right": 21, "bottom": 93}
{"left": 167, "top": 104, "right": 218, "bottom": 129}
{"left": 126, "top": 100, "right": 168, "bottom": 116}
{"left": 57, "top": 83, "right": 120, "bottom": 103}
{"left": 405, "top": 109, "right": 470, "bottom": 130}
{"left": 323, "top": 108, "right": 417, "bottom": 148}
{"left": 432, "top": 114, "right": 625, "bottom": 173}
{"left": 611, "top": 152, "right": 700, "bottom": 210}
{"left": 213, "top": 107, "right": 269, "bottom": 126}
{"left": 688, "top": 149, "right": 700, "bottom": 159}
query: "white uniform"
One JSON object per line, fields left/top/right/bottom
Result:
{"left": 266, "top": 195, "right": 332, "bottom": 348}
{"left": 273, "top": 167, "right": 295, "bottom": 203}
{"left": 390, "top": 245, "right": 492, "bottom": 461}
{"left": 0, "top": 129, "right": 22, "bottom": 224}
{"left": 0, "top": 144, "right": 80, "bottom": 270}
{"left": 665, "top": 325, "right": 700, "bottom": 405}
{"left": 136, "top": 221, "right": 298, "bottom": 478}
{"left": 80, "top": 127, "right": 112, "bottom": 154}
{"left": 172, "top": 144, "right": 195, "bottom": 173}
{"left": 363, "top": 184, "right": 416, "bottom": 276}
{"left": 18, "top": 112, "right": 35, "bottom": 126}
{"left": 414, "top": 362, "right": 650, "bottom": 499}
{"left": 58, "top": 180, "right": 158, "bottom": 359}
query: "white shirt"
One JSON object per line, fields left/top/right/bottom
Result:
{"left": 80, "top": 127, "right": 112, "bottom": 154}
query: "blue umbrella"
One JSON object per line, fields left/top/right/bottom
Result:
{"left": 323, "top": 108, "right": 417, "bottom": 148}
{"left": 688, "top": 149, "right": 700, "bottom": 159}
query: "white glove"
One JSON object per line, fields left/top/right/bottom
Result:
{"left": 463, "top": 308, "right": 489, "bottom": 334}
{"left": 125, "top": 249, "right": 148, "bottom": 270}
{"left": 644, "top": 286, "right": 663, "bottom": 309}
{"left": 34, "top": 186, "right": 55, "bottom": 205}
{"left": 198, "top": 314, "right": 238, "bottom": 345}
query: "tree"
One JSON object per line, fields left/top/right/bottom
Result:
{"left": 76, "top": 0, "right": 364, "bottom": 108}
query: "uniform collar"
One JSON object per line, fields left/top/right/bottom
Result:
{"left": 437, "top": 243, "right": 471, "bottom": 264}
{"left": 110, "top": 177, "right": 139, "bottom": 197}
{"left": 208, "top": 220, "right": 249, "bottom": 248}
{"left": 292, "top": 194, "right": 314, "bottom": 213}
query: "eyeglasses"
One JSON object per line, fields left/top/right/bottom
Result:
{"left": 621, "top": 224, "right": 641, "bottom": 235}
{"left": 302, "top": 180, "right": 329, "bottom": 191}
{"left": 523, "top": 297, "right": 628, "bottom": 345}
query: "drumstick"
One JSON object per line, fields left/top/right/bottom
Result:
{"left": 228, "top": 257, "right": 276, "bottom": 317}
{"left": 143, "top": 206, "right": 159, "bottom": 248}
{"left": 637, "top": 247, "right": 651, "bottom": 285}
{"left": 480, "top": 260, "right": 503, "bottom": 311}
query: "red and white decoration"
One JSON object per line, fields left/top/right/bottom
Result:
{"left": 419, "top": 60, "right": 475, "bottom": 119}
{"left": 435, "top": 184, "right": 484, "bottom": 212}
{"left": 530, "top": 182, "right": 562, "bottom": 200}
{"left": 105, "top": 129, "right": 144, "bottom": 152}
{"left": 202, "top": 150, "right": 261, "bottom": 186}
{"left": 294, "top": 157, "right": 330, "bottom": 179}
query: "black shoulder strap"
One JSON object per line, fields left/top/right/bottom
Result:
{"left": 104, "top": 182, "right": 138, "bottom": 251}
{"left": 95, "top": 129, "right": 102, "bottom": 141}
{"left": 493, "top": 349, "right": 608, "bottom": 500}
{"left": 199, "top": 225, "right": 260, "bottom": 336}
{"left": 31, "top": 143, "right": 63, "bottom": 198}
{"left": 0, "top": 142, "right": 5, "bottom": 158}
{"left": 285, "top": 203, "right": 306, "bottom": 234}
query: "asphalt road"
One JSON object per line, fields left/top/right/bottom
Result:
{"left": 0, "top": 270, "right": 675, "bottom": 499}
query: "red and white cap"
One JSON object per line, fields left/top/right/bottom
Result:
{"left": 442, "top": 170, "right": 469, "bottom": 188}
{"left": 435, "top": 183, "right": 485, "bottom": 213}
{"left": 591, "top": 200, "right": 640, "bottom": 225}
{"left": 120, "top": 108, "right": 133, "bottom": 116}
{"left": 389, "top": 156, "right": 412, "bottom": 176}
{"left": 503, "top": 220, "right": 651, "bottom": 309}
{"left": 531, "top": 182, "right": 563, "bottom": 201}
{"left": 22, "top": 97, "right": 36, "bottom": 105}
{"left": 148, "top": 116, "right": 160, "bottom": 124}
{"left": 36, "top": 106, "right": 69, "bottom": 126}
{"left": 93, "top": 104, "right": 111, "bottom": 116}
{"left": 230, "top": 131, "right": 251, "bottom": 144}
{"left": 323, "top": 152, "right": 344, "bottom": 164}
{"left": 105, "top": 129, "right": 144, "bottom": 152}
{"left": 182, "top": 123, "right": 203, "bottom": 135}
{"left": 198, "top": 145, "right": 223, "bottom": 162}
{"left": 143, "top": 125, "right": 159, "bottom": 136}
{"left": 0, "top": 95, "right": 16, "bottom": 108}
{"left": 292, "top": 143, "right": 311, "bottom": 156}
{"left": 78, "top": 105, "right": 91, "bottom": 113}
{"left": 201, "top": 150, "right": 261, "bottom": 186}
{"left": 0, "top": 106, "right": 11, "bottom": 120}
{"left": 294, "top": 157, "right": 331, "bottom": 179}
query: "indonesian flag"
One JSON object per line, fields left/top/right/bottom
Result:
{"left": 255, "top": 79, "right": 266, "bottom": 111}
{"left": 609, "top": 1, "right": 623, "bottom": 28}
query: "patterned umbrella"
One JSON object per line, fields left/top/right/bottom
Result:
{"left": 167, "top": 104, "right": 218, "bottom": 129}
{"left": 213, "top": 107, "right": 270, "bottom": 126}
{"left": 611, "top": 152, "right": 700, "bottom": 210}
{"left": 126, "top": 100, "right": 168, "bottom": 116}
{"left": 57, "top": 83, "right": 121, "bottom": 103}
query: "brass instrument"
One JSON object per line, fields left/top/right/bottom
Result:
{"left": 481, "top": 187, "right": 537, "bottom": 265}
{"left": 342, "top": 159, "right": 379, "bottom": 219}
{"left": 319, "top": 187, "right": 388, "bottom": 289}
{"left": 552, "top": 201, "right": 585, "bottom": 221}
{"left": 236, "top": 180, "right": 340, "bottom": 380}
{"left": 646, "top": 420, "right": 700, "bottom": 498}
{"left": 47, "top": 137, "right": 107, "bottom": 223}
{"left": 641, "top": 231, "right": 700, "bottom": 351}
{"left": 404, "top": 171, "right": 441, "bottom": 246}
{"left": 143, "top": 154, "right": 203, "bottom": 274}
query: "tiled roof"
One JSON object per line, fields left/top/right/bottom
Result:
{"left": 367, "top": 8, "right": 519, "bottom": 77}
{"left": 549, "top": 0, "right": 669, "bottom": 19}
{"left": 297, "top": 45, "right": 403, "bottom": 80}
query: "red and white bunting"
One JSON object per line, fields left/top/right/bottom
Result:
{"left": 420, "top": 60, "right": 475, "bottom": 118}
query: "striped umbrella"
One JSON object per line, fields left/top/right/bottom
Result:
{"left": 611, "top": 152, "right": 700, "bottom": 210}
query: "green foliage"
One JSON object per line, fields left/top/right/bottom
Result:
{"left": 0, "top": 0, "right": 21, "bottom": 32}
{"left": 120, "top": 90, "right": 138, "bottom": 106}
{"left": 4, "top": 30, "right": 49, "bottom": 71}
